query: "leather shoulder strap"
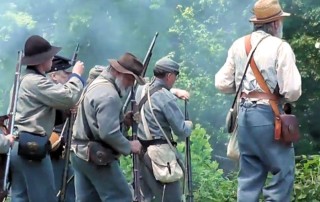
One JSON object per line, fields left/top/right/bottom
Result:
{"left": 245, "top": 35, "right": 281, "bottom": 140}
{"left": 138, "top": 85, "right": 162, "bottom": 112}
{"left": 78, "top": 79, "right": 112, "bottom": 141}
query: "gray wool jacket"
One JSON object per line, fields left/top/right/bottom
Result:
{"left": 71, "top": 70, "right": 131, "bottom": 161}
{"left": 135, "top": 78, "right": 192, "bottom": 141}
{"left": 14, "top": 68, "right": 84, "bottom": 136}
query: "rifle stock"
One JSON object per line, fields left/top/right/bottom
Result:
{"left": 0, "top": 51, "right": 23, "bottom": 202}
{"left": 131, "top": 88, "right": 141, "bottom": 202}
{"left": 122, "top": 32, "right": 159, "bottom": 114}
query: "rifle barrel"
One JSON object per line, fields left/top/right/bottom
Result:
{"left": 184, "top": 100, "right": 193, "bottom": 202}
{"left": 131, "top": 87, "right": 141, "bottom": 202}
{"left": 70, "top": 43, "right": 80, "bottom": 66}
{"left": 3, "top": 51, "right": 23, "bottom": 194}
{"left": 122, "top": 32, "right": 159, "bottom": 114}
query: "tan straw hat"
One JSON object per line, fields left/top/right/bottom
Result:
{"left": 249, "top": 0, "right": 291, "bottom": 24}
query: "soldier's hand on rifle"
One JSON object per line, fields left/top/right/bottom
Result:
{"left": 72, "top": 61, "right": 85, "bottom": 76}
{"left": 185, "top": 120, "right": 193, "bottom": 130}
{"left": 123, "top": 111, "right": 133, "bottom": 127}
{"left": 130, "top": 140, "right": 142, "bottom": 154}
{"left": 5, "top": 134, "right": 15, "bottom": 146}
{"left": 171, "top": 88, "right": 190, "bottom": 100}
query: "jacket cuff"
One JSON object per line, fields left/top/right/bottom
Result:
{"left": 70, "top": 73, "right": 85, "bottom": 86}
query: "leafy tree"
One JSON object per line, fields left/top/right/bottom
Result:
{"left": 282, "top": 0, "right": 320, "bottom": 154}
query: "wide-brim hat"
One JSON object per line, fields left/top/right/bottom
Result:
{"left": 108, "top": 52, "right": 145, "bottom": 85}
{"left": 21, "top": 35, "right": 61, "bottom": 66}
{"left": 47, "top": 55, "right": 72, "bottom": 73}
{"left": 249, "top": 0, "right": 291, "bottom": 24}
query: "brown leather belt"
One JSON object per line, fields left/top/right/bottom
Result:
{"left": 240, "top": 92, "right": 279, "bottom": 101}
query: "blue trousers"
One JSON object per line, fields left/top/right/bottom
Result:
{"left": 51, "top": 158, "right": 75, "bottom": 202}
{"left": 10, "top": 142, "right": 57, "bottom": 202}
{"left": 237, "top": 102, "right": 295, "bottom": 202}
{"left": 70, "top": 152, "right": 132, "bottom": 202}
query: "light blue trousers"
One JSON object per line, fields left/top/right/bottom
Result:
{"left": 70, "top": 152, "right": 132, "bottom": 202}
{"left": 237, "top": 101, "right": 295, "bottom": 202}
{"left": 10, "top": 142, "right": 57, "bottom": 202}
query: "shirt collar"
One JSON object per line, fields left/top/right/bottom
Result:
{"left": 150, "top": 77, "right": 170, "bottom": 90}
{"left": 25, "top": 67, "right": 46, "bottom": 77}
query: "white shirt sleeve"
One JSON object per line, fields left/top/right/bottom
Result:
{"left": 276, "top": 42, "right": 302, "bottom": 102}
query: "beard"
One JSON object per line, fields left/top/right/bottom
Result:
{"left": 115, "top": 75, "right": 130, "bottom": 96}
{"left": 275, "top": 21, "right": 283, "bottom": 38}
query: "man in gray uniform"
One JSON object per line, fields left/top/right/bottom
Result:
{"left": 71, "top": 52, "right": 144, "bottom": 202}
{"left": 135, "top": 57, "right": 193, "bottom": 202}
{"left": 11, "top": 35, "right": 85, "bottom": 202}
{"left": 47, "top": 55, "right": 77, "bottom": 202}
{"left": 215, "top": 0, "right": 302, "bottom": 201}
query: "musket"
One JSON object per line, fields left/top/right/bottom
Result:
{"left": 57, "top": 110, "right": 75, "bottom": 202}
{"left": 122, "top": 32, "right": 159, "bottom": 114}
{"left": 129, "top": 32, "right": 159, "bottom": 202}
{"left": 54, "top": 116, "right": 69, "bottom": 202}
{"left": 57, "top": 44, "right": 80, "bottom": 201}
{"left": 69, "top": 43, "right": 80, "bottom": 66}
{"left": 0, "top": 51, "right": 23, "bottom": 202}
{"left": 184, "top": 100, "right": 193, "bottom": 202}
{"left": 131, "top": 89, "right": 141, "bottom": 202}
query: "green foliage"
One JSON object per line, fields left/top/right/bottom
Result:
{"left": 293, "top": 155, "right": 320, "bottom": 201}
{"left": 120, "top": 126, "right": 320, "bottom": 201}
{"left": 180, "top": 124, "right": 237, "bottom": 201}
{"left": 282, "top": 0, "right": 320, "bottom": 154}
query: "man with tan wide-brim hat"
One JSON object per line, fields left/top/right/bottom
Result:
{"left": 215, "top": 0, "right": 301, "bottom": 201}
{"left": 249, "top": 0, "right": 290, "bottom": 24}
{"left": 10, "top": 35, "right": 85, "bottom": 201}
{"left": 71, "top": 52, "right": 144, "bottom": 201}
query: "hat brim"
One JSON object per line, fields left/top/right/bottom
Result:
{"left": 63, "top": 67, "right": 73, "bottom": 73}
{"left": 21, "top": 46, "right": 62, "bottom": 66}
{"left": 108, "top": 59, "right": 145, "bottom": 85}
{"left": 249, "top": 11, "right": 291, "bottom": 24}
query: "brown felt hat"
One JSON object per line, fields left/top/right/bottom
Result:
{"left": 108, "top": 52, "right": 145, "bottom": 85}
{"left": 249, "top": 0, "right": 290, "bottom": 24}
{"left": 21, "top": 35, "right": 61, "bottom": 65}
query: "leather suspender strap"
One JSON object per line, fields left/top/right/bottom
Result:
{"left": 138, "top": 85, "right": 162, "bottom": 112}
{"left": 244, "top": 35, "right": 281, "bottom": 140}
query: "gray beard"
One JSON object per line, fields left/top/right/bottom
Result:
{"left": 275, "top": 23, "right": 283, "bottom": 39}
{"left": 115, "top": 77, "right": 129, "bottom": 96}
